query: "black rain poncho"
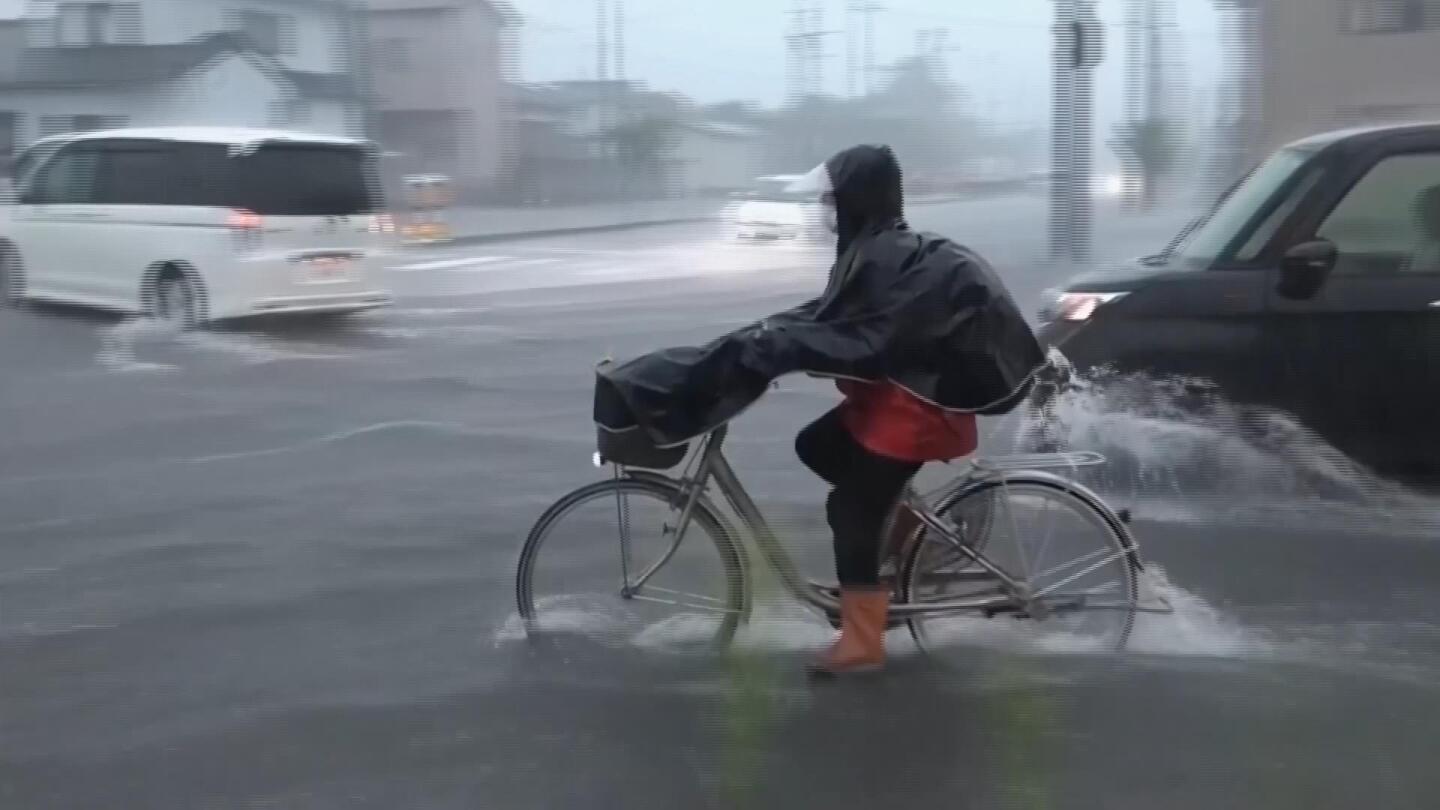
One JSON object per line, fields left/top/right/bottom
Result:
{"left": 594, "top": 144, "right": 1046, "bottom": 456}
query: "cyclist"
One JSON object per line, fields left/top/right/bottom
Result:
{"left": 783, "top": 145, "right": 1044, "bottom": 677}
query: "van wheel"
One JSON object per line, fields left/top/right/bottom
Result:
{"left": 147, "top": 269, "right": 201, "bottom": 328}
{"left": 0, "top": 242, "right": 25, "bottom": 308}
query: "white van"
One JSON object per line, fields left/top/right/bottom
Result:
{"left": 0, "top": 127, "right": 394, "bottom": 324}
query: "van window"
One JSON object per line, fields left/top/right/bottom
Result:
{"left": 94, "top": 141, "right": 179, "bottom": 205}
{"left": 229, "top": 144, "right": 378, "bottom": 216}
{"left": 28, "top": 146, "right": 98, "bottom": 204}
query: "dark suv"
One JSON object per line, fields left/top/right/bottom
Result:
{"left": 1037, "top": 123, "right": 1440, "bottom": 485}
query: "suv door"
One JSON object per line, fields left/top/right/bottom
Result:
{"left": 11, "top": 143, "right": 100, "bottom": 298}
{"left": 1267, "top": 141, "right": 1440, "bottom": 482}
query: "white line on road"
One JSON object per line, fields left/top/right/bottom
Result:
{"left": 446, "top": 258, "right": 560, "bottom": 271}
{"left": 389, "top": 256, "right": 515, "bottom": 272}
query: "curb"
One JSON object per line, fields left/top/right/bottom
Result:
{"left": 405, "top": 215, "right": 718, "bottom": 248}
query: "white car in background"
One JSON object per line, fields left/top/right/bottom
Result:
{"left": 729, "top": 174, "right": 826, "bottom": 241}
{"left": 0, "top": 126, "right": 394, "bottom": 325}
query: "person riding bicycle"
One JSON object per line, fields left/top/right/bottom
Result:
{"left": 783, "top": 145, "right": 1044, "bottom": 676}
{"left": 593, "top": 143, "right": 1045, "bottom": 677}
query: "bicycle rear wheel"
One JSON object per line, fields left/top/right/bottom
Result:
{"left": 515, "top": 477, "right": 747, "bottom": 650}
{"left": 902, "top": 474, "right": 1139, "bottom": 660}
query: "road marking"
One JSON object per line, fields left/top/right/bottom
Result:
{"left": 447, "top": 257, "right": 560, "bottom": 271}
{"left": 390, "top": 256, "right": 514, "bottom": 272}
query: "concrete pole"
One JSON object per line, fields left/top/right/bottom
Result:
{"left": 1049, "top": 0, "right": 1099, "bottom": 263}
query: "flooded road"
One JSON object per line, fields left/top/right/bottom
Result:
{"left": 2, "top": 218, "right": 1437, "bottom": 808}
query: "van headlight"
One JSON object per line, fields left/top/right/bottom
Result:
{"left": 1046, "top": 291, "right": 1127, "bottom": 323}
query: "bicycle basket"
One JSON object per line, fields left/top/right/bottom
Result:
{"left": 596, "top": 426, "right": 689, "bottom": 470}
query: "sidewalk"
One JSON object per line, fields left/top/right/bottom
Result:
{"left": 407, "top": 198, "right": 727, "bottom": 246}
{"left": 409, "top": 192, "right": 1197, "bottom": 253}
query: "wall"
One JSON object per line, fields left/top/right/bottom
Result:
{"left": 135, "top": 0, "right": 350, "bottom": 73}
{"left": 672, "top": 129, "right": 759, "bottom": 196}
{"left": 0, "top": 53, "right": 307, "bottom": 150}
{"left": 0, "top": 86, "right": 163, "bottom": 146}
{"left": 157, "top": 54, "right": 287, "bottom": 128}
{"left": 369, "top": 1, "right": 504, "bottom": 192}
{"left": 1260, "top": 0, "right": 1440, "bottom": 154}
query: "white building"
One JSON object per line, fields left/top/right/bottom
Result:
{"left": 0, "top": 0, "right": 365, "bottom": 168}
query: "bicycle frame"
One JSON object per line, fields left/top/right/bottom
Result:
{"left": 638, "top": 423, "right": 1052, "bottom": 619}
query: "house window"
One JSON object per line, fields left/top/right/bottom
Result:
{"left": 1340, "top": 0, "right": 1440, "bottom": 33}
{"left": 232, "top": 10, "right": 296, "bottom": 56}
{"left": 57, "top": 2, "right": 115, "bottom": 46}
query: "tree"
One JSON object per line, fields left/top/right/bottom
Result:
{"left": 1110, "top": 117, "right": 1182, "bottom": 210}
{"left": 602, "top": 116, "right": 679, "bottom": 200}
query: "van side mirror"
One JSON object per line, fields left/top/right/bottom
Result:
{"left": 1278, "top": 239, "right": 1338, "bottom": 300}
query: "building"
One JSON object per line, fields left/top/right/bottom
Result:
{"left": 0, "top": 0, "right": 366, "bottom": 168}
{"left": 367, "top": 0, "right": 516, "bottom": 201}
{"left": 671, "top": 121, "right": 761, "bottom": 197}
{"left": 1217, "top": 0, "right": 1440, "bottom": 168}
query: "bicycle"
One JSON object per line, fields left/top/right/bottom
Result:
{"left": 515, "top": 418, "right": 1166, "bottom": 660}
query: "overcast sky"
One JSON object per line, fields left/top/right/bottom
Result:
{"left": 1, "top": 0, "right": 1223, "bottom": 130}
{"left": 518, "top": 0, "right": 1222, "bottom": 123}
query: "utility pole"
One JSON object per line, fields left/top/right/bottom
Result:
{"left": 595, "top": 0, "right": 610, "bottom": 81}
{"left": 1049, "top": 0, "right": 1104, "bottom": 263}
{"left": 784, "top": 1, "right": 836, "bottom": 103}
{"left": 847, "top": 1, "right": 884, "bottom": 98}
{"left": 613, "top": 0, "right": 626, "bottom": 81}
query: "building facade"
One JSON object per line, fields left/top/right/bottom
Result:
{"left": 1218, "top": 0, "right": 1440, "bottom": 168}
{"left": 367, "top": 0, "right": 515, "bottom": 201}
{"left": 0, "top": 0, "right": 366, "bottom": 172}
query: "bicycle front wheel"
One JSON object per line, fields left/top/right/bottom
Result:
{"left": 516, "top": 477, "right": 748, "bottom": 650}
{"left": 902, "top": 475, "right": 1139, "bottom": 660}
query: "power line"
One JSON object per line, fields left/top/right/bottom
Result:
{"left": 785, "top": 1, "right": 837, "bottom": 103}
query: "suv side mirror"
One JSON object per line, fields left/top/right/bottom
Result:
{"left": 1278, "top": 239, "right": 1338, "bottom": 300}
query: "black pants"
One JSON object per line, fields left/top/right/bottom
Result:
{"left": 795, "top": 408, "right": 921, "bottom": 588}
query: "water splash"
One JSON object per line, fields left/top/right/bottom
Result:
{"left": 1019, "top": 354, "right": 1440, "bottom": 536}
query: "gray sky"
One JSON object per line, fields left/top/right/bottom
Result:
{"left": 517, "top": 0, "right": 1222, "bottom": 123}
{"left": 0, "top": 0, "right": 1223, "bottom": 130}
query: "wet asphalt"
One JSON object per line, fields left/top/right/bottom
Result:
{"left": 2, "top": 204, "right": 1438, "bottom": 808}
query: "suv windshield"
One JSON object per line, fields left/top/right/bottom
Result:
{"left": 229, "top": 143, "right": 379, "bottom": 216}
{"left": 1164, "top": 146, "right": 1315, "bottom": 267}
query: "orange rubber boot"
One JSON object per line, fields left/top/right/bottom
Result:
{"left": 808, "top": 588, "right": 891, "bottom": 678}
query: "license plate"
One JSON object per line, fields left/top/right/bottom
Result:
{"left": 300, "top": 256, "right": 353, "bottom": 283}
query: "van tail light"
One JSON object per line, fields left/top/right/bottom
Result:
{"left": 227, "top": 209, "right": 264, "bottom": 230}
{"left": 369, "top": 213, "right": 396, "bottom": 234}
{"left": 227, "top": 208, "right": 263, "bottom": 252}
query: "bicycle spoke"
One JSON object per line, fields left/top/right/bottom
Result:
{"left": 1030, "top": 545, "right": 1110, "bottom": 583}
{"left": 1031, "top": 485, "right": 1060, "bottom": 577}
{"left": 906, "top": 479, "right": 1137, "bottom": 657}
{"left": 630, "top": 590, "right": 742, "bottom": 615}
{"left": 519, "top": 478, "right": 744, "bottom": 647}
{"left": 1032, "top": 549, "right": 1130, "bottom": 600}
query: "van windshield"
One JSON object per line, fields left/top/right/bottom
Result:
{"left": 229, "top": 143, "right": 378, "bottom": 216}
